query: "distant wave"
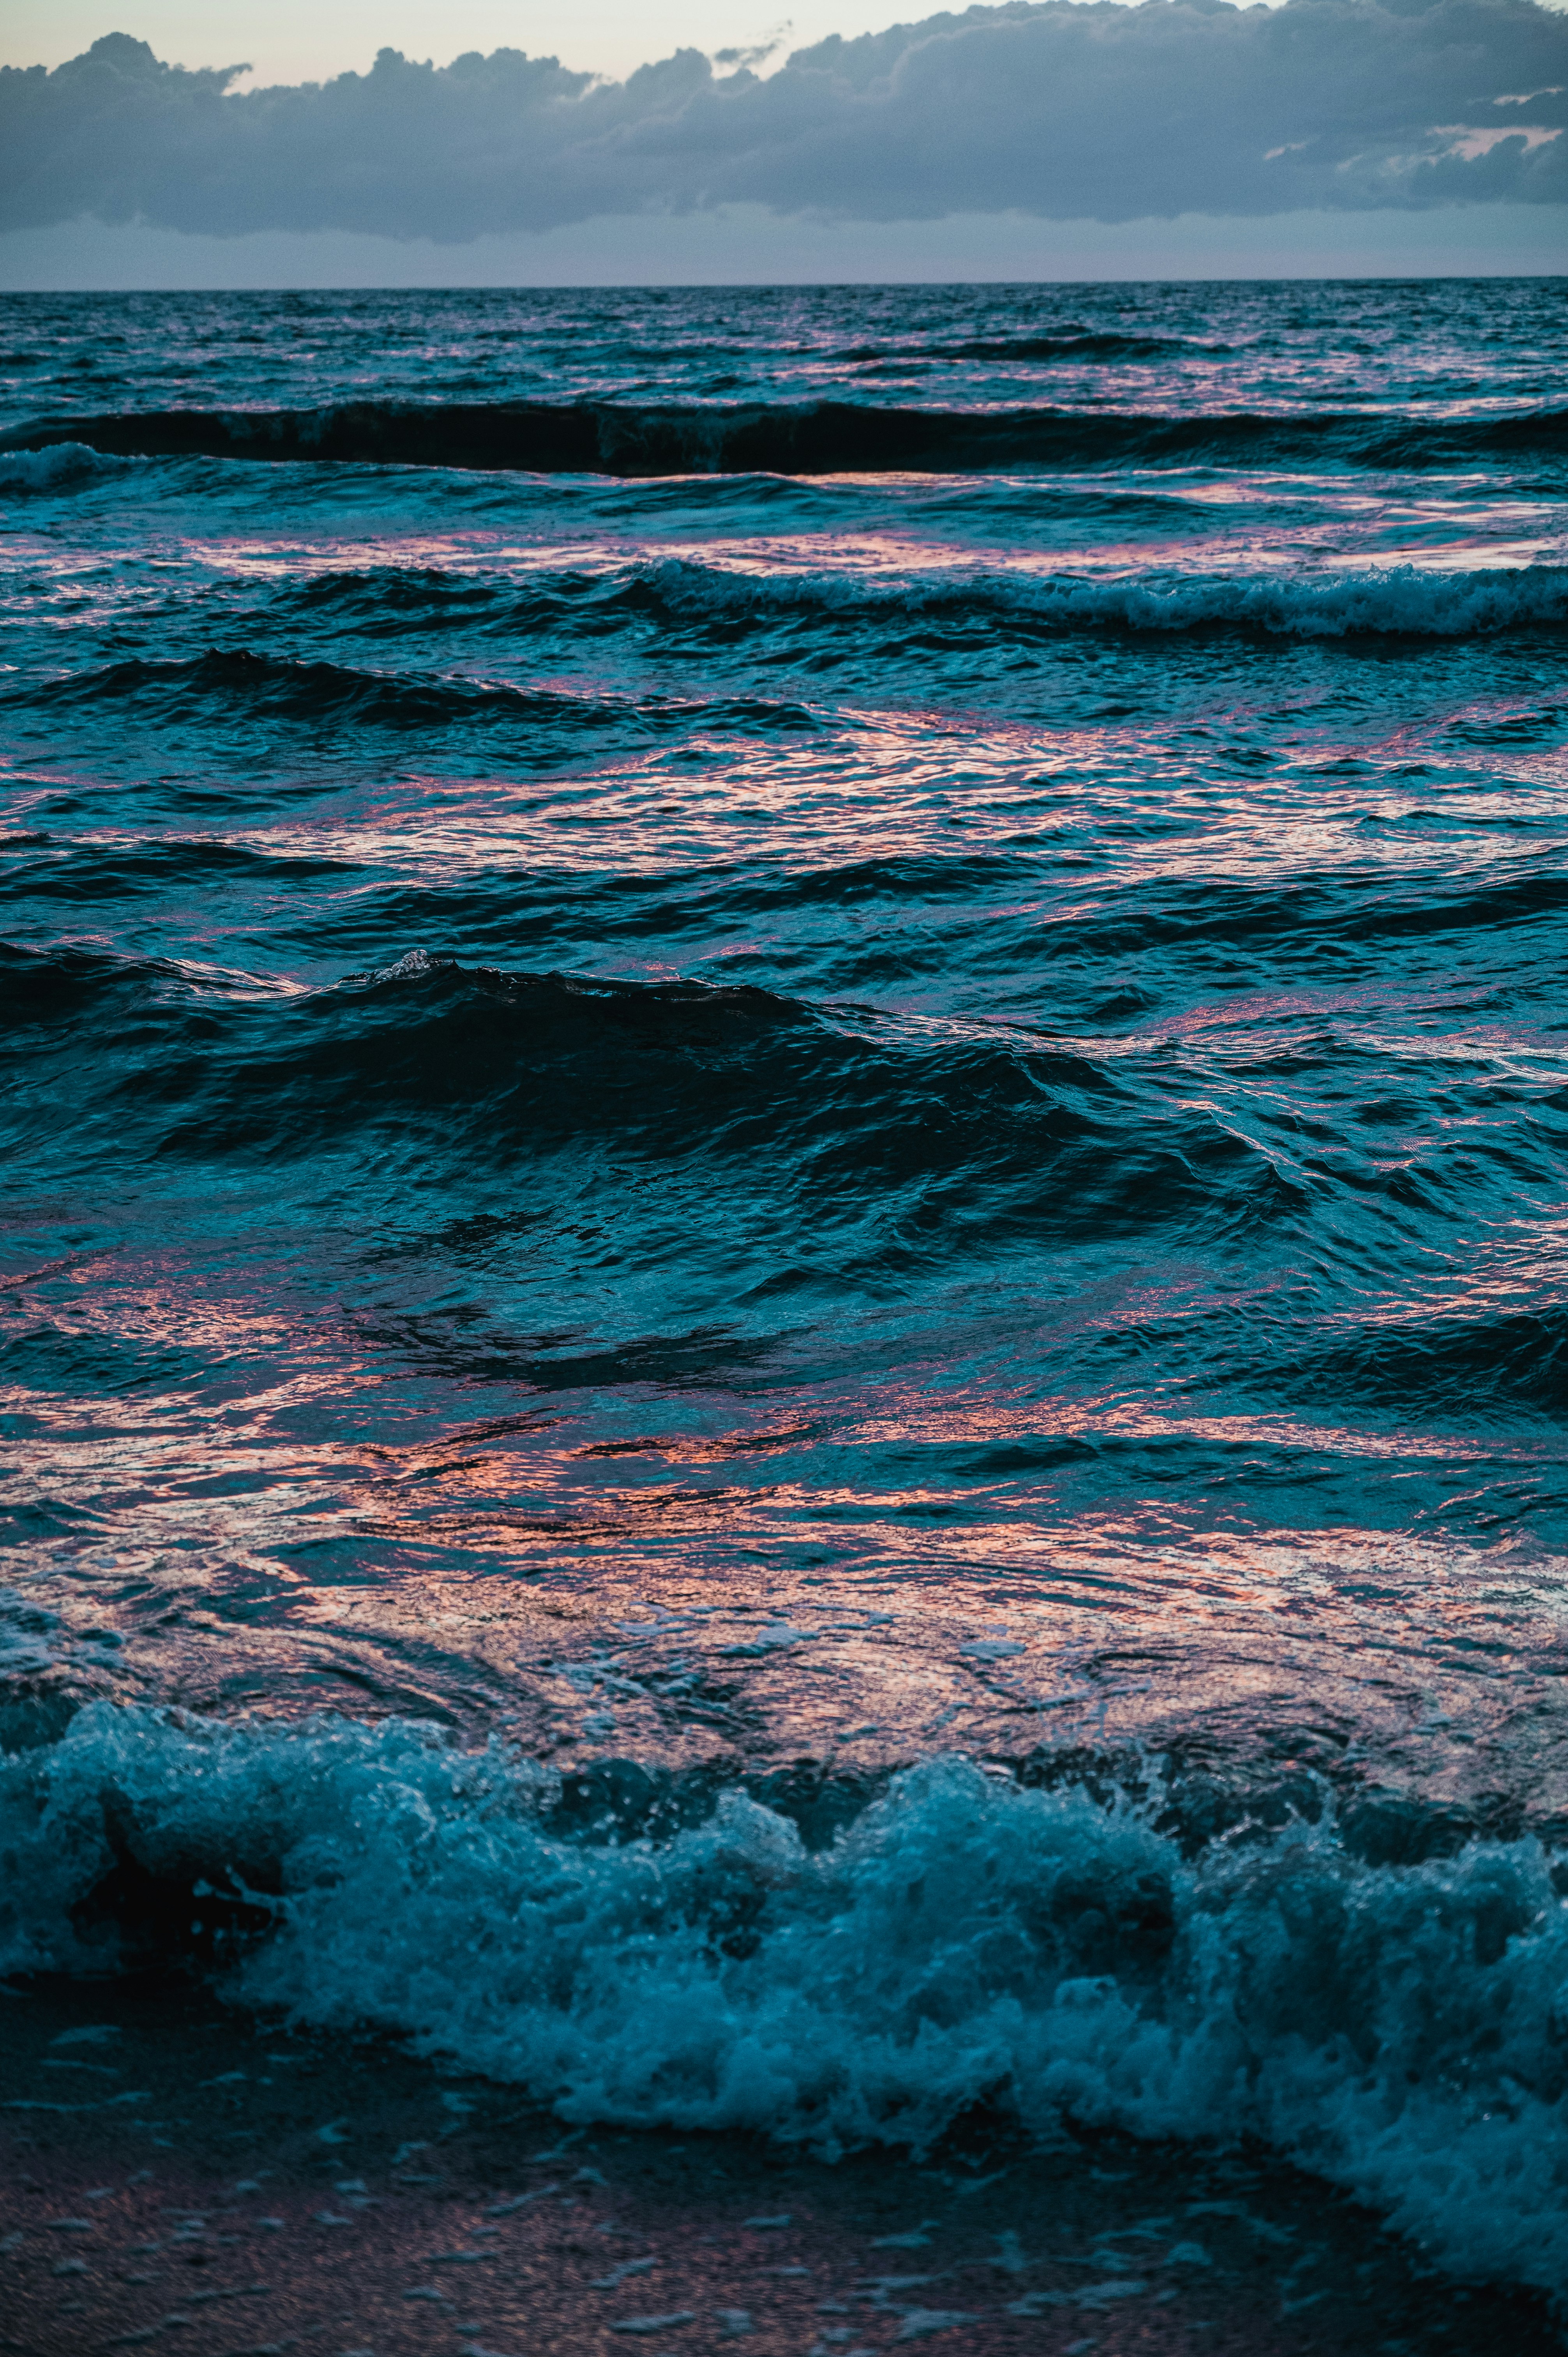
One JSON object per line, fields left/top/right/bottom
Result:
{"left": 942, "top": 332, "right": 1235, "bottom": 362}
{"left": 5, "top": 399, "right": 1567, "bottom": 477}
{"left": 10, "top": 1701, "right": 1568, "bottom": 2304}
{"left": 636, "top": 555, "right": 1568, "bottom": 638}
{"left": 222, "top": 554, "right": 1568, "bottom": 644}
{"left": 839, "top": 332, "right": 1234, "bottom": 363}
{"left": 101, "top": 560, "right": 1563, "bottom": 654}
{"left": 9, "top": 573, "right": 1559, "bottom": 686}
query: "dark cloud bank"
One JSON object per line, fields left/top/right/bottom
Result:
{"left": 3, "top": 2, "right": 1566, "bottom": 240}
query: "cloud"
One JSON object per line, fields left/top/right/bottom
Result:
{"left": 2, "top": 4, "right": 1565, "bottom": 242}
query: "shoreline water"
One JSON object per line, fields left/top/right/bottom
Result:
{"left": 4, "top": 1973, "right": 1561, "bottom": 2357}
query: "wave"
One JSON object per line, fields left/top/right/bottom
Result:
{"left": 3, "top": 947, "right": 1291, "bottom": 1245}
{"left": 0, "top": 439, "right": 133, "bottom": 491}
{"left": 634, "top": 555, "right": 1568, "bottom": 639}
{"left": 7, "top": 940, "right": 1560, "bottom": 1266}
{"left": 837, "top": 333, "right": 1231, "bottom": 364}
{"left": 30, "top": 564, "right": 1561, "bottom": 672}
{"left": 6, "top": 1701, "right": 1568, "bottom": 2304}
{"left": 5, "top": 400, "right": 1567, "bottom": 477}
{"left": 17, "top": 941, "right": 1568, "bottom": 1428}
{"left": 2, "top": 647, "right": 824, "bottom": 740}
{"left": 7, "top": 647, "right": 619, "bottom": 731}
{"left": 2, "top": 938, "right": 157, "bottom": 1027}
{"left": 940, "top": 332, "right": 1233, "bottom": 362}
{"left": 6, "top": 832, "right": 353, "bottom": 902}
{"left": 221, "top": 551, "right": 1568, "bottom": 645}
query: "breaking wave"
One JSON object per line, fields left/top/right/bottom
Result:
{"left": 637, "top": 555, "right": 1568, "bottom": 638}
{"left": 0, "top": 439, "right": 134, "bottom": 492}
{"left": 6, "top": 1702, "right": 1568, "bottom": 2304}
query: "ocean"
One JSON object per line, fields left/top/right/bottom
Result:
{"left": 2, "top": 276, "right": 1568, "bottom": 2355}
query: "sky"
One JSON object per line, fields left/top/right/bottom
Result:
{"left": 3, "top": 1, "right": 1566, "bottom": 284}
{"left": 4, "top": 2, "right": 883, "bottom": 89}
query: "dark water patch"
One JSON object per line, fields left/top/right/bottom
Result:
{"left": 105, "top": 958, "right": 1128, "bottom": 1178}
{"left": 3, "top": 648, "right": 827, "bottom": 749}
{"left": 943, "top": 331, "right": 1235, "bottom": 362}
{"left": 1019, "top": 866, "right": 1568, "bottom": 974}
{"left": 282, "top": 564, "right": 512, "bottom": 632}
{"left": 0, "top": 1322, "right": 218, "bottom": 1399}
{"left": 0, "top": 937, "right": 190, "bottom": 1027}
{"left": 840, "top": 332, "right": 1236, "bottom": 363}
{"left": 1274, "top": 1305, "right": 1568, "bottom": 1426}
{"left": 1070, "top": 1284, "right": 1568, "bottom": 1438}
{"left": 9, "top": 398, "right": 1568, "bottom": 475}
{"left": 1, "top": 833, "right": 356, "bottom": 902}
{"left": 6, "top": 952, "right": 1308, "bottom": 1257}
{"left": 359, "top": 1315, "right": 789, "bottom": 1397}
{"left": 586, "top": 849, "right": 1047, "bottom": 917}
{"left": 12, "top": 938, "right": 1563, "bottom": 1307}
{"left": 302, "top": 850, "right": 1056, "bottom": 973}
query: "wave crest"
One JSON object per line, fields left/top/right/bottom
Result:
{"left": 638, "top": 555, "right": 1568, "bottom": 639}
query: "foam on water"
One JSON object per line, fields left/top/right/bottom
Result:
{"left": 641, "top": 555, "right": 1568, "bottom": 637}
{"left": 5, "top": 1702, "right": 1568, "bottom": 2303}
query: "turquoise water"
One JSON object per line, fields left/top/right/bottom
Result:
{"left": 4, "top": 277, "right": 1568, "bottom": 2309}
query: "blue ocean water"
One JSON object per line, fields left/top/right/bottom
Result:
{"left": 4, "top": 277, "right": 1568, "bottom": 2306}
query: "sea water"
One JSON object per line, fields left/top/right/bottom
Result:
{"left": 3, "top": 276, "right": 1568, "bottom": 2312}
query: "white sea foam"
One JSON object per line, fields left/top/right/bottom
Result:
{"left": 641, "top": 555, "right": 1568, "bottom": 638}
{"left": 0, "top": 443, "right": 133, "bottom": 493}
{"left": 4, "top": 1704, "right": 1568, "bottom": 2303}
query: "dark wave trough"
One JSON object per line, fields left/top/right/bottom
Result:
{"left": 8, "top": 394, "right": 1568, "bottom": 474}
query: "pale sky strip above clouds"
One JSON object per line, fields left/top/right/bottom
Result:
{"left": 6, "top": 1, "right": 906, "bottom": 87}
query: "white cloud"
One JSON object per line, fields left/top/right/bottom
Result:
{"left": 1434, "top": 119, "right": 1561, "bottom": 155}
